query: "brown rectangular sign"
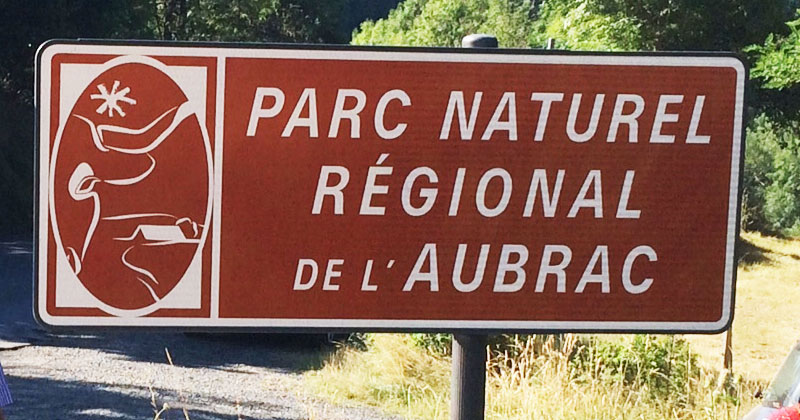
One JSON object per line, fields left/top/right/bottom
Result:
{"left": 36, "top": 41, "right": 744, "bottom": 332}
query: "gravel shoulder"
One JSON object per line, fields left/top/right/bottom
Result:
{"left": 2, "top": 333, "right": 398, "bottom": 420}
{"left": 0, "top": 241, "right": 398, "bottom": 420}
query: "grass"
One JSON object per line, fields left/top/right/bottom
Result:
{"left": 307, "top": 334, "right": 759, "bottom": 419}
{"left": 685, "top": 231, "right": 800, "bottom": 382}
{"left": 306, "top": 334, "right": 451, "bottom": 419}
{"left": 305, "top": 230, "right": 800, "bottom": 419}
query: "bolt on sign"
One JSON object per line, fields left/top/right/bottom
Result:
{"left": 35, "top": 41, "right": 745, "bottom": 332}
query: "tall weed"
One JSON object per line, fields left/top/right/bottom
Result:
{"left": 307, "top": 333, "right": 759, "bottom": 420}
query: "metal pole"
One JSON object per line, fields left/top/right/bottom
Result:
{"left": 450, "top": 334, "right": 488, "bottom": 420}
{"left": 462, "top": 34, "right": 499, "bottom": 48}
{"left": 451, "top": 33, "right": 497, "bottom": 420}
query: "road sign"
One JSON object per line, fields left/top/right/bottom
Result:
{"left": 35, "top": 41, "right": 745, "bottom": 331}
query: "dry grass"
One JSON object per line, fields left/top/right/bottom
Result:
{"left": 306, "top": 334, "right": 451, "bottom": 419}
{"left": 685, "top": 231, "right": 800, "bottom": 382}
{"left": 306, "top": 230, "right": 800, "bottom": 419}
{"left": 485, "top": 335, "right": 757, "bottom": 420}
{"left": 307, "top": 334, "right": 760, "bottom": 420}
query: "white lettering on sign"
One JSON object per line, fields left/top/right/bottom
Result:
{"left": 322, "top": 259, "right": 344, "bottom": 291}
{"left": 282, "top": 88, "right": 318, "bottom": 138}
{"left": 246, "top": 87, "right": 285, "bottom": 136}
{"left": 312, "top": 166, "right": 350, "bottom": 215}
{"left": 567, "top": 170, "right": 603, "bottom": 218}
{"left": 650, "top": 95, "right": 683, "bottom": 143}
{"left": 622, "top": 245, "right": 658, "bottom": 294}
{"left": 393, "top": 243, "right": 656, "bottom": 294}
{"left": 686, "top": 96, "right": 711, "bottom": 144}
{"left": 246, "top": 87, "right": 411, "bottom": 140}
{"left": 452, "top": 244, "right": 490, "bottom": 292}
{"left": 311, "top": 159, "right": 641, "bottom": 220}
{"left": 530, "top": 93, "right": 564, "bottom": 141}
{"left": 607, "top": 94, "right": 645, "bottom": 143}
{"left": 481, "top": 92, "right": 517, "bottom": 141}
{"left": 329, "top": 89, "right": 367, "bottom": 138}
{"left": 437, "top": 91, "right": 711, "bottom": 144}
{"left": 567, "top": 93, "right": 605, "bottom": 143}
{"left": 374, "top": 89, "right": 411, "bottom": 140}
{"left": 535, "top": 245, "right": 572, "bottom": 293}
{"left": 523, "top": 169, "right": 565, "bottom": 218}
{"left": 404, "top": 243, "right": 439, "bottom": 292}
{"left": 475, "top": 168, "right": 513, "bottom": 217}
{"left": 439, "top": 91, "right": 483, "bottom": 140}
{"left": 493, "top": 244, "right": 529, "bottom": 292}
{"left": 575, "top": 245, "right": 610, "bottom": 293}
{"left": 293, "top": 259, "right": 318, "bottom": 291}
{"left": 249, "top": 89, "right": 713, "bottom": 144}
{"left": 402, "top": 166, "right": 439, "bottom": 217}
{"left": 292, "top": 244, "right": 656, "bottom": 294}
{"left": 361, "top": 153, "right": 392, "bottom": 216}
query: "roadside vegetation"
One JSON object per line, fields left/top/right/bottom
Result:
{"left": 307, "top": 231, "right": 800, "bottom": 418}
{"left": 307, "top": 333, "right": 759, "bottom": 420}
{"left": 687, "top": 232, "right": 800, "bottom": 384}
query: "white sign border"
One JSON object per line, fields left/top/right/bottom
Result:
{"left": 35, "top": 41, "right": 745, "bottom": 333}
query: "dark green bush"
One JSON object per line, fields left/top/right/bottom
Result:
{"left": 409, "top": 333, "right": 452, "bottom": 356}
{"left": 743, "top": 114, "right": 800, "bottom": 235}
{"left": 409, "top": 333, "right": 556, "bottom": 357}
{"left": 570, "top": 335, "right": 699, "bottom": 402}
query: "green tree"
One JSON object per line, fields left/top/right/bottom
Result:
{"left": 351, "top": 0, "right": 791, "bottom": 51}
{"left": 150, "top": 0, "right": 347, "bottom": 43}
{"left": 748, "top": 12, "right": 800, "bottom": 90}
{"left": 593, "top": 0, "right": 791, "bottom": 51}
{"left": 533, "top": 0, "right": 644, "bottom": 50}
{"left": 739, "top": 11, "right": 800, "bottom": 234}
{"left": 351, "top": 0, "right": 538, "bottom": 48}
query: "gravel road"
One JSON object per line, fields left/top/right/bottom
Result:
{"left": 0, "top": 240, "right": 399, "bottom": 420}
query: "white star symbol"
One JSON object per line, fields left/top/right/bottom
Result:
{"left": 90, "top": 80, "right": 136, "bottom": 117}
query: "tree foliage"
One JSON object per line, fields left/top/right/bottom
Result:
{"left": 748, "top": 13, "right": 800, "bottom": 90}
{"left": 352, "top": 0, "right": 791, "bottom": 51}
{"left": 533, "top": 0, "right": 644, "bottom": 50}
{"left": 350, "top": 0, "right": 645, "bottom": 50}
{"left": 591, "top": 0, "right": 791, "bottom": 51}
{"left": 148, "top": 0, "right": 347, "bottom": 43}
{"left": 743, "top": 116, "right": 800, "bottom": 234}
{"left": 352, "top": 0, "right": 537, "bottom": 48}
{"left": 741, "top": 9, "right": 800, "bottom": 234}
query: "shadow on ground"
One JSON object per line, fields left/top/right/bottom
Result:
{"left": 3, "top": 375, "right": 296, "bottom": 420}
{"left": 0, "top": 240, "right": 336, "bottom": 373}
{"left": 738, "top": 237, "right": 771, "bottom": 266}
{"left": 737, "top": 236, "right": 800, "bottom": 267}
{"left": 35, "top": 332, "right": 333, "bottom": 373}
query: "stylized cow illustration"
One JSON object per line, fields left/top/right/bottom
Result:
{"left": 51, "top": 58, "right": 212, "bottom": 313}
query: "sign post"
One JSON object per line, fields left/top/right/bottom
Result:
{"left": 449, "top": 34, "right": 499, "bottom": 420}
{"left": 450, "top": 333, "right": 487, "bottom": 420}
{"left": 35, "top": 41, "right": 744, "bottom": 332}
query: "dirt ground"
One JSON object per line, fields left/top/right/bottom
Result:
{"left": 0, "top": 240, "right": 396, "bottom": 420}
